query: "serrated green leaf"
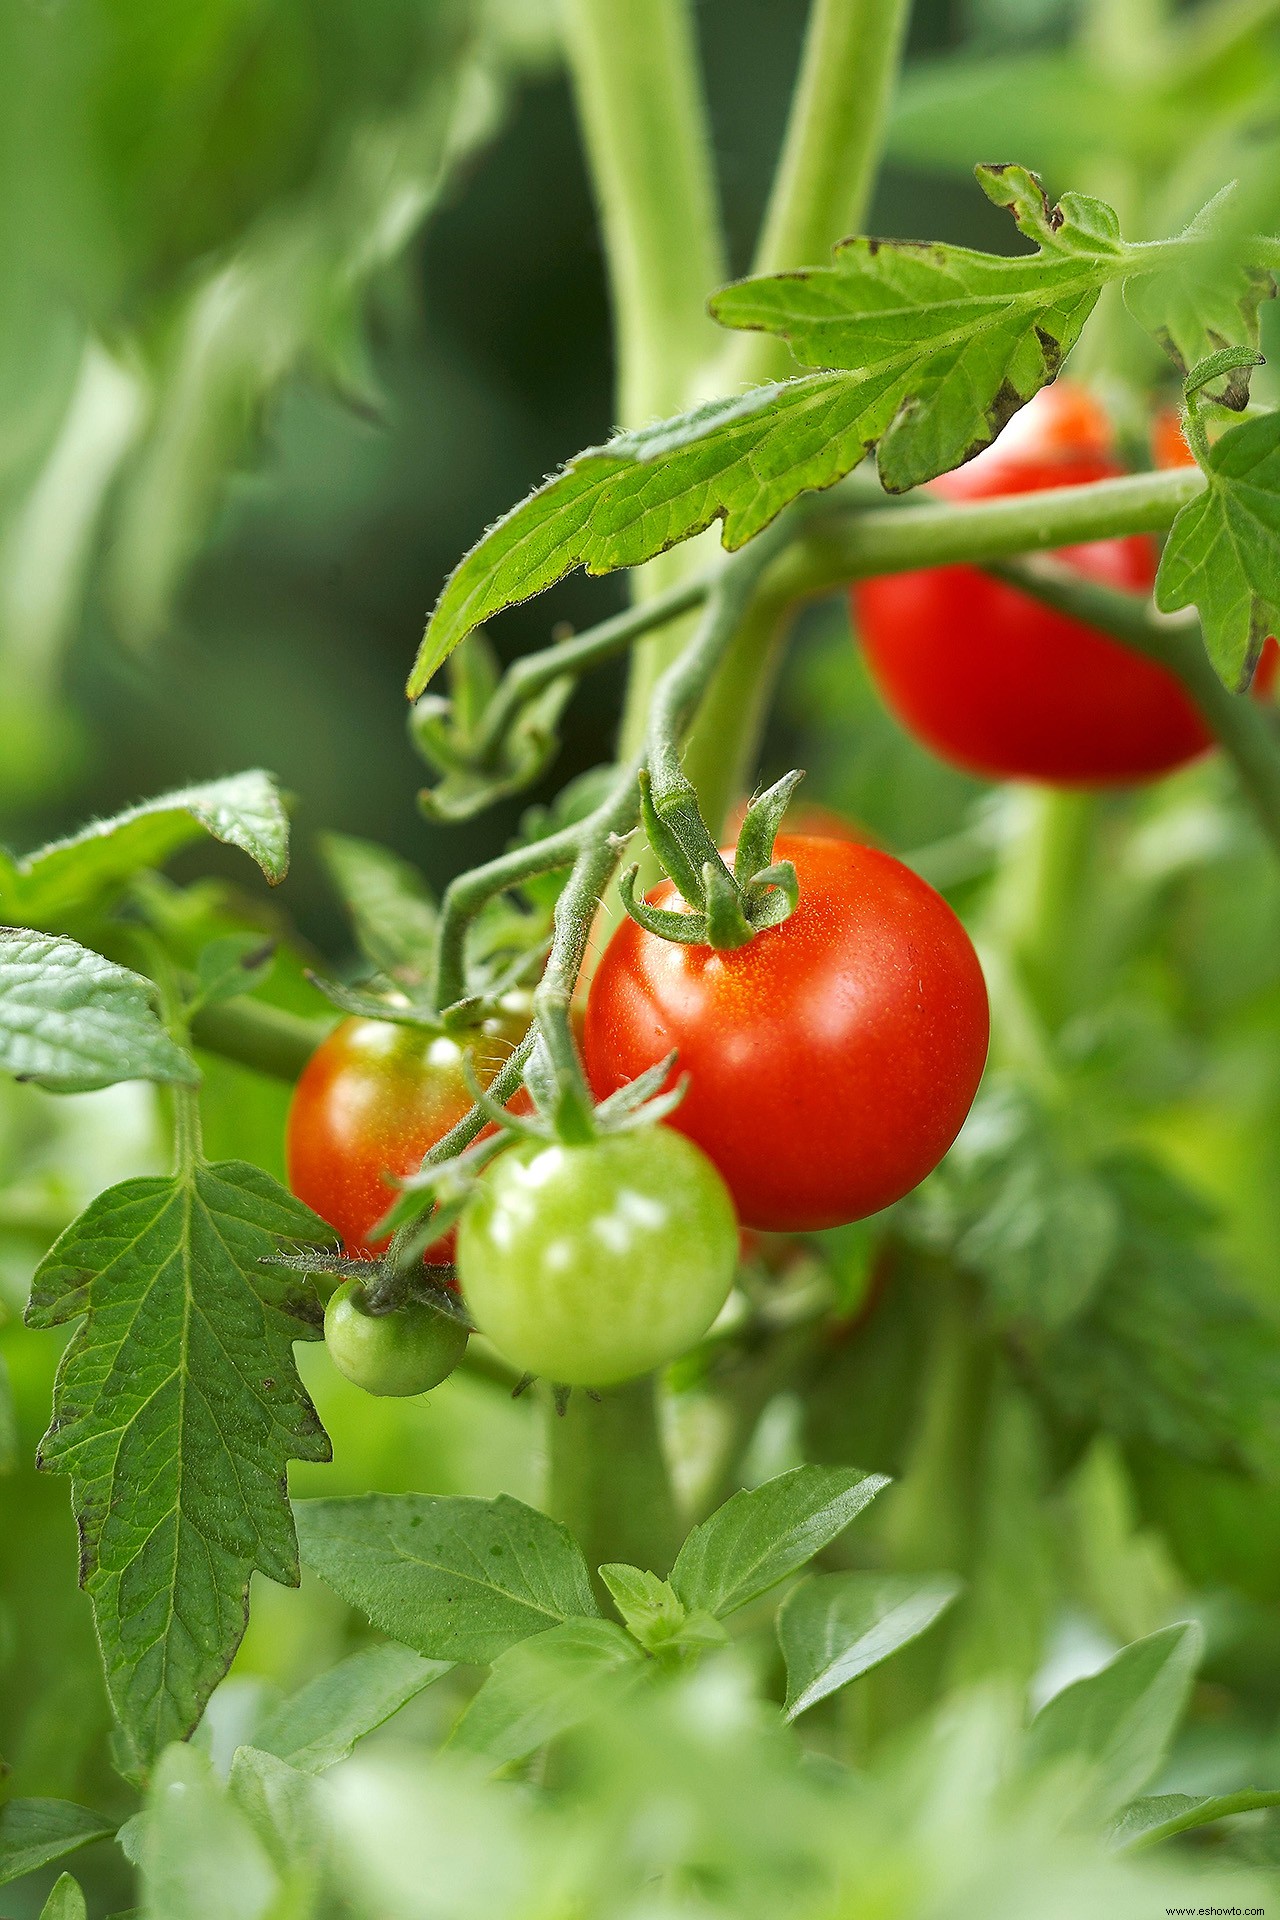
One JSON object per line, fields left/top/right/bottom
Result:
{"left": 142, "top": 1744, "right": 279, "bottom": 1920}
{"left": 710, "top": 162, "right": 1120, "bottom": 496}
{"left": 1, "top": 772, "right": 291, "bottom": 928}
{"left": 670, "top": 1466, "right": 889, "bottom": 1620}
{"left": 1156, "top": 407, "right": 1280, "bottom": 688}
{"left": 911, "top": 1083, "right": 1120, "bottom": 1330}
{"left": 1036, "top": 1154, "right": 1280, "bottom": 1474}
{"left": 777, "top": 1572, "right": 961, "bottom": 1720}
{"left": 0, "top": 929, "right": 198, "bottom": 1092}
{"left": 1124, "top": 248, "right": 1274, "bottom": 408}
{"left": 317, "top": 833, "right": 438, "bottom": 984}
{"left": 26, "top": 1164, "right": 334, "bottom": 1774}
{"left": 295, "top": 1493, "right": 598, "bottom": 1663}
{"left": 1023, "top": 1622, "right": 1203, "bottom": 1817}
{"left": 254, "top": 1641, "right": 452, "bottom": 1773}
{"left": 39, "top": 1874, "right": 87, "bottom": 1920}
{"left": 450, "top": 1618, "right": 645, "bottom": 1768}
{"left": 0, "top": 1800, "right": 114, "bottom": 1887}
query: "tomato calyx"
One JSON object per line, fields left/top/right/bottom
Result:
{"left": 619, "top": 766, "right": 804, "bottom": 950}
{"left": 261, "top": 1240, "right": 463, "bottom": 1320}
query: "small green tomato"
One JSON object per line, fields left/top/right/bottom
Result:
{"left": 323, "top": 1280, "right": 468, "bottom": 1397}
{"left": 456, "top": 1128, "right": 737, "bottom": 1387}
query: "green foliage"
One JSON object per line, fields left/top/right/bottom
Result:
{"left": 295, "top": 1492, "right": 598, "bottom": 1661}
{"left": 39, "top": 1874, "right": 88, "bottom": 1920}
{"left": 26, "top": 1164, "right": 335, "bottom": 1774}
{"left": 252, "top": 1641, "right": 451, "bottom": 1773}
{"left": 1112, "top": 1787, "right": 1280, "bottom": 1851}
{"left": 317, "top": 833, "right": 439, "bottom": 987}
{"left": 670, "top": 1465, "right": 889, "bottom": 1619}
{"left": 1022, "top": 1623, "right": 1203, "bottom": 1819}
{"left": 777, "top": 1571, "right": 961, "bottom": 1720}
{"left": 1157, "top": 406, "right": 1280, "bottom": 689}
{"left": 140, "top": 1743, "right": 278, "bottom": 1920}
{"left": 411, "top": 166, "right": 1276, "bottom": 694}
{"left": 116, "top": 1655, "right": 1274, "bottom": 1919}
{"left": 1037, "top": 1154, "right": 1280, "bottom": 1474}
{"left": 906, "top": 1083, "right": 1280, "bottom": 1476}
{"left": 450, "top": 1618, "right": 645, "bottom": 1767}
{"left": 0, "top": 1799, "right": 114, "bottom": 1887}
{"left": 0, "top": 932, "right": 198, "bottom": 1093}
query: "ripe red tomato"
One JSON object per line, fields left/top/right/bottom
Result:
{"left": 286, "top": 1003, "right": 529, "bottom": 1260}
{"left": 583, "top": 836, "right": 989, "bottom": 1232}
{"left": 851, "top": 382, "right": 1212, "bottom": 784}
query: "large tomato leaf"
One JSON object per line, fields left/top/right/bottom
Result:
{"left": 409, "top": 167, "right": 1135, "bottom": 693}
{"left": 0, "top": 770, "right": 291, "bottom": 931}
{"left": 26, "top": 1163, "right": 334, "bottom": 1776}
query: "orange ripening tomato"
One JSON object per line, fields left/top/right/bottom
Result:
{"left": 852, "top": 382, "right": 1213, "bottom": 784}
{"left": 286, "top": 1004, "right": 530, "bottom": 1261}
{"left": 584, "top": 836, "right": 989, "bottom": 1232}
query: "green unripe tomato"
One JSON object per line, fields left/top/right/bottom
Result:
{"left": 456, "top": 1128, "right": 738, "bottom": 1387}
{"left": 323, "top": 1281, "right": 468, "bottom": 1397}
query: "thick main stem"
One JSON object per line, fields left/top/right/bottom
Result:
{"left": 561, "top": 0, "right": 727, "bottom": 766}
{"left": 561, "top": 0, "right": 725, "bottom": 432}
{"left": 722, "top": 0, "right": 914, "bottom": 392}
{"left": 546, "top": 1378, "right": 680, "bottom": 1579}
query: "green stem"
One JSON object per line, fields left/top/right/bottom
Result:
{"left": 782, "top": 466, "right": 1203, "bottom": 591}
{"left": 561, "top": 0, "right": 725, "bottom": 429}
{"left": 562, "top": 0, "right": 727, "bottom": 781}
{"left": 983, "top": 788, "right": 1098, "bottom": 1035}
{"left": 722, "top": 0, "right": 914, "bottom": 391}
{"left": 471, "top": 574, "right": 707, "bottom": 762}
{"left": 679, "top": 591, "right": 794, "bottom": 836}
{"left": 692, "top": 0, "right": 914, "bottom": 801}
{"left": 188, "top": 997, "right": 332, "bottom": 1082}
{"left": 172, "top": 1084, "right": 203, "bottom": 1174}
{"left": 546, "top": 1377, "right": 680, "bottom": 1578}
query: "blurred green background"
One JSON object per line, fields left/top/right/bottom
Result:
{"left": 6, "top": 0, "right": 1280, "bottom": 1911}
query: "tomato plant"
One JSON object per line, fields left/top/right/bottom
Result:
{"left": 6, "top": 1, "right": 1280, "bottom": 1913}
{"left": 583, "top": 836, "right": 989, "bottom": 1230}
{"left": 324, "top": 1277, "right": 469, "bottom": 1395}
{"left": 286, "top": 1004, "right": 529, "bottom": 1258}
{"left": 852, "top": 383, "right": 1213, "bottom": 784}
{"left": 457, "top": 1127, "right": 737, "bottom": 1385}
